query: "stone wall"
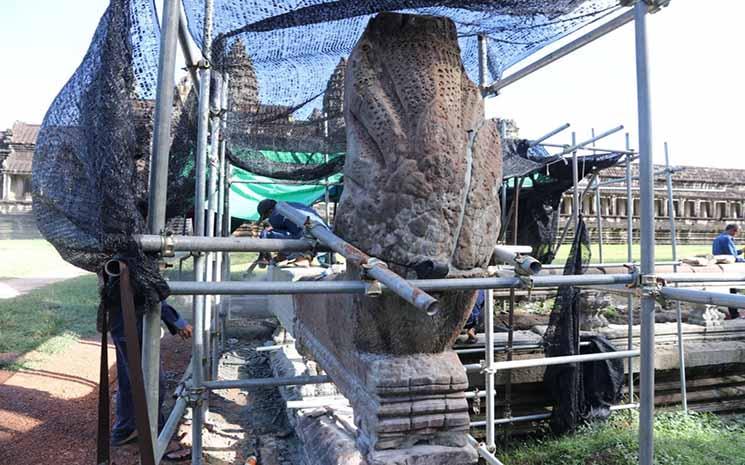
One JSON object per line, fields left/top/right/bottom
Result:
{"left": 558, "top": 164, "right": 745, "bottom": 244}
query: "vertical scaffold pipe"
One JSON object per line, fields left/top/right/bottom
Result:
{"left": 634, "top": 2, "right": 656, "bottom": 464}
{"left": 142, "top": 0, "right": 180, "bottom": 450}
{"left": 192, "top": 1, "right": 214, "bottom": 463}
{"left": 625, "top": 134, "right": 635, "bottom": 403}
{"left": 665, "top": 142, "right": 688, "bottom": 413}
{"left": 592, "top": 128, "right": 605, "bottom": 263}
{"left": 478, "top": 33, "right": 496, "bottom": 452}
{"left": 205, "top": 73, "right": 224, "bottom": 386}
{"left": 216, "top": 74, "right": 229, "bottom": 352}
{"left": 571, "top": 132, "right": 579, "bottom": 232}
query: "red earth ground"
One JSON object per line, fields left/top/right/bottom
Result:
{"left": 0, "top": 333, "right": 191, "bottom": 465}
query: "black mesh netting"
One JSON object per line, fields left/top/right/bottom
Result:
{"left": 177, "top": 0, "right": 621, "bottom": 169}
{"left": 32, "top": 0, "right": 171, "bottom": 309}
{"left": 32, "top": 0, "right": 627, "bottom": 306}
{"left": 543, "top": 218, "right": 625, "bottom": 435}
{"left": 502, "top": 151, "right": 623, "bottom": 263}
{"left": 183, "top": 0, "right": 620, "bottom": 123}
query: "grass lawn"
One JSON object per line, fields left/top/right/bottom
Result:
{"left": 164, "top": 251, "right": 264, "bottom": 281}
{"left": 0, "top": 274, "right": 99, "bottom": 369}
{"left": 553, "top": 243, "right": 711, "bottom": 264}
{"left": 0, "top": 239, "right": 86, "bottom": 279}
{"left": 499, "top": 411, "right": 745, "bottom": 465}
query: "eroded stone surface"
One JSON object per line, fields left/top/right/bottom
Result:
{"left": 294, "top": 12, "right": 499, "bottom": 465}
{"left": 336, "top": 13, "right": 501, "bottom": 278}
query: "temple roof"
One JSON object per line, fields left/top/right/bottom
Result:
{"left": 3, "top": 150, "right": 33, "bottom": 174}
{"left": 601, "top": 163, "right": 745, "bottom": 185}
{"left": 9, "top": 121, "right": 40, "bottom": 146}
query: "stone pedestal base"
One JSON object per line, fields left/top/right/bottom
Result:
{"left": 295, "top": 316, "right": 477, "bottom": 465}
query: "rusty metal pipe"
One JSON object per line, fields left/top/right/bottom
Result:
{"left": 274, "top": 202, "right": 441, "bottom": 315}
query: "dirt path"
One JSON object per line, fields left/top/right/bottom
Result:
{"left": 0, "top": 334, "right": 191, "bottom": 465}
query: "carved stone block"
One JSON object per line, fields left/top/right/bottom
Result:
{"left": 294, "top": 12, "right": 502, "bottom": 465}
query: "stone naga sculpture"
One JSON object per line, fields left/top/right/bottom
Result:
{"left": 294, "top": 12, "right": 501, "bottom": 465}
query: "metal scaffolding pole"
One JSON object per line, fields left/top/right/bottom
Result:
{"left": 274, "top": 202, "right": 441, "bottom": 315}
{"left": 555, "top": 125, "right": 625, "bottom": 158}
{"left": 634, "top": 2, "right": 656, "bottom": 463}
{"left": 215, "top": 74, "right": 229, "bottom": 353}
{"left": 658, "top": 273, "right": 745, "bottom": 283}
{"left": 660, "top": 287, "right": 745, "bottom": 309}
{"left": 167, "top": 273, "right": 636, "bottom": 295}
{"left": 463, "top": 349, "right": 640, "bottom": 373}
{"left": 142, "top": 0, "right": 180, "bottom": 450}
{"left": 135, "top": 235, "right": 325, "bottom": 253}
{"left": 191, "top": 0, "right": 214, "bottom": 462}
{"left": 204, "top": 73, "right": 224, "bottom": 387}
{"left": 529, "top": 122, "right": 570, "bottom": 146}
{"left": 467, "top": 435, "right": 506, "bottom": 465}
{"left": 625, "top": 134, "right": 635, "bottom": 403}
{"left": 177, "top": 2, "right": 200, "bottom": 87}
{"left": 469, "top": 403, "right": 639, "bottom": 428}
{"left": 592, "top": 129, "right": 605, "bottom": 263}
{"left": 664, "top": 141, "right": 687, "bottom": 413}
{"left": 485, "top": 8, "right": 635, "bottom": 95}
{"left": 571, "top": 132, "right": 579, "bottom": 231}
{"left": 203, "top": 375, "right": 331, "bottom": 391}
{"left": 479, "top": 33, "right": 497, "bottom": 452}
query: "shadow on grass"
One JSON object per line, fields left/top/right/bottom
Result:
{"left": 0, "top": 274, "right": 99, "bottom": 369}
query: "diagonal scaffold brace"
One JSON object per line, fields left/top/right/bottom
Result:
{"left": 274, "top": 202, "right": 441, "bottom": 315}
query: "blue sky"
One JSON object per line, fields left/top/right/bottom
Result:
{"left": 1, "top": 1, "right": 743, "bottom": 168}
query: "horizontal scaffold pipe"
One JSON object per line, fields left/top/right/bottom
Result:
{"left": 135, "top": 234, "right": 329, "bottom": 253}
{"left": 658, "top": 273, "right": 745, "bottom": 284}
{"left": 462, "top": 349, "right": 640, "bottom": 373}
{"left": 659, "top": 287, "right": 745, "bottom": 309}
{"left": 203, "top": 375, "right": 331, "bottom": 391}
{"left": 167, "top": 273, "right": 636, "bottom": 296}
{"left": 539, "top": 261, "right": 679, "bottom": 270}
{"left": 468, "top": 403, "right": 639, "bottom": 427}
{"left": 493, "top": 245, "right": 542, "bottom": 275}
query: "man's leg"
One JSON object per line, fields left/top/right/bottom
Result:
{"left": 730, "top": 288, "right": 739, "bottom": 319}
{"left": 158, "top": 361, "right": 167, "bottom": 430}
{"left": 111, "top": 316, "right": 136, "bottom": 444}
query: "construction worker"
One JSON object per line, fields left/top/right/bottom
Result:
{"left": 712, "top": 224, "right": 745, "bottom": 319}
{"left": 712, "top": 223, "right": 745, "bottom": 262}
{"left": 110, "top": 301, "right": 192, "bottom": 461}
{"left": 464, "top": 290, "right": 486, "bottom": 343}
{"left": 255, "top": 199, "right": 326, "bottom": 267}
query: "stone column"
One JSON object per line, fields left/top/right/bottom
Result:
{"left": 694, "top": 200, "right": 701, "bottom": 218}
{"left": 1, "top": 172, "right": 8, "bottom": 200}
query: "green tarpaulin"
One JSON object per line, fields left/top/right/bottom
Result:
{"left": 229, "top": 165, "right": 342, "bottom": 220}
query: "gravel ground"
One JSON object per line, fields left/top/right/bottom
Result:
{"left": 0, "top": 334, "right": 191, "bottom": 465}
{"left": 192, "top": 318, "right": 305, "bottom": 465}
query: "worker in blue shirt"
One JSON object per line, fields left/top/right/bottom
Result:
{"left": 256, "top": 199, "right": 327, "bottom": 266}
{"left": 111, "top": 301, "right": 192, "bottom": 453}
{"left": 712, "top": 224, "right": 745, "bottom": 319}
{"left": 712, "top": 224, "right": 745, "bottom": 262}
{"left": 256, "top": 199, "right": 325, "bottom": 239}
{"left": 464, "top": 290, "right": 486, "bottom": 343}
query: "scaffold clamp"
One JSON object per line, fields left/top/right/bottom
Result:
{"left": 162, "top": 231, "right": 175, "bottom": 258}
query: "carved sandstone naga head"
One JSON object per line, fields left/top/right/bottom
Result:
{"left": 335, "top": 12, "right": 502, "bottom": 280}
